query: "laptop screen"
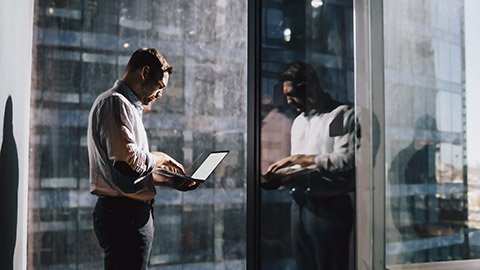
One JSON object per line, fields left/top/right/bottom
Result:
{"left": 191, "top": 151, "right": 229, "bottom": 180}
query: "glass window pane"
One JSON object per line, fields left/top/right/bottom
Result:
{"left": 29, "top": 0, "right": 247, "bottom": 268}
{"left": 259, "top": 0, "right": 355, "bottom": 269}
{"left": 384, "top": 0, "right": 480, "bottom": 266}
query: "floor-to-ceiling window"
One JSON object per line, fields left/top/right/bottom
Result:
{"left": 28, "top": 0, "right": 247, "bottom": 269}
{"left": 256, "top": 0, "right": 354, "bottom": 269}
{"left": 384, "top": 0, "right": 480, "bottom": 268}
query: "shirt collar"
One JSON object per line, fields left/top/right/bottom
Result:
{"left": 307, "top": 109, "right": 319, "bottom": 117}
{"left": 114, "top": 80, "right": 143, "bottom": 113}
{"left": 303, "top": 93, "right": 339, "bottom": 117}
{"left": 302, "top": 109, "right": 319, "bottom": 119}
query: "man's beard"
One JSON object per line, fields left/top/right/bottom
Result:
{"left": 141, "top": 96, "right": 154, "bottom": 105}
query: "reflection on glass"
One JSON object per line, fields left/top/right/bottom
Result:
{"left": 259, "top": 1, "right": 354, "bottom": 269}
{"left": 384, "top": 0, "right": 477, "bottom": 266}
{"left": 28, "top": 0, "right": 247, "bottom": 268}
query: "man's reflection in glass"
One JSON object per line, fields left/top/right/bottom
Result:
{"left": 389, "top": 116, "right": 439, "bottom": 234}
{"left": 266, "top": 61, "right": 355, "bottom": 270}
{"left": 388, "top": 115, "right": 469, "bottom": 263}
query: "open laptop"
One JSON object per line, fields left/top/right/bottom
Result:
{"left": 152, "top": 150, "right": 229, "bottom": 183}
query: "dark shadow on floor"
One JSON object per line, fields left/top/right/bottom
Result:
{"left": 0, "top": 96, "right": 19, "bottom": 269}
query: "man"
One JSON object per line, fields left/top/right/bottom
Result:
{"left": 87, "top": 48, "right": 197, "bottom": 270}
{"left": 267, "top": 61, "right": 356, "bottom": 270}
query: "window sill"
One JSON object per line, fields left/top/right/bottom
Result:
{"left": 387, "top": 259, "right": 480, "bottom": 270}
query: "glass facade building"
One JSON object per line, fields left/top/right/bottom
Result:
{"left": 1, "top": 0, "right": 480, "bottom": 269}
{"left": 28, "top": 0, "right": 247, "bottom": 269}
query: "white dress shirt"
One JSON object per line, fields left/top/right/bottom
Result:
{"left": 291, "top": 103, "right": 355, "bottom": 172}
{"left": 88, "top": 80, "right": 157, "bottom": 201}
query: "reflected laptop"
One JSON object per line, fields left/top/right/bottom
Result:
{"left": 152, "top": 151, "right": 229, "bottom": 183}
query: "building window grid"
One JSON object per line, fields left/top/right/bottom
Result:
{"left": 29, "top": 0, "right": 247, "bottom": 269}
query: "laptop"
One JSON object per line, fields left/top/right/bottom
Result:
{"left": 152, "top": 150, "right": 229, "bottom": 183}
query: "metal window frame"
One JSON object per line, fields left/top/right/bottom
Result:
{"left": 247, "top": 0, "right": 262, "bottom": 269}
{"left": 354, "top": 0, "right": 385, "bottom": 269}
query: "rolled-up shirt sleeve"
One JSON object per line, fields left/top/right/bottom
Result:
{"left": 96, "top": 96, "right": 156, "bottom": 176}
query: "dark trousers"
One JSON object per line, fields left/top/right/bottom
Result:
{"left": 291, "top": 194, "right": 353, "bottom": 270}
{"left": 93, "top": 196, "right": 154, "bottom": 270}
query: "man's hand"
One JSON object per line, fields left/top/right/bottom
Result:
{"left": 267, "top": 154, "right": 316, "bottom": 174}
{"left": 151, "top": 151, "right": 185, "bottom": 174}
{"left": 151, "top": 152, "right": 198, "bottom": 191}
{"left": 152, "top": 171, "right": 199, "bottom": 191}
{"left": 166, "top": 177, "right": 199, "bottom": 191}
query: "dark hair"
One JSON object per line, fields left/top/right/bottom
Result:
{"left": 279, "top": 61, "right": 323, "bottom": 97}
{"left": 126, "top": 48, "right": 173, "bottom": 77}
{"left": 279, "top": 61, "right": 319, "bottom": 85}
